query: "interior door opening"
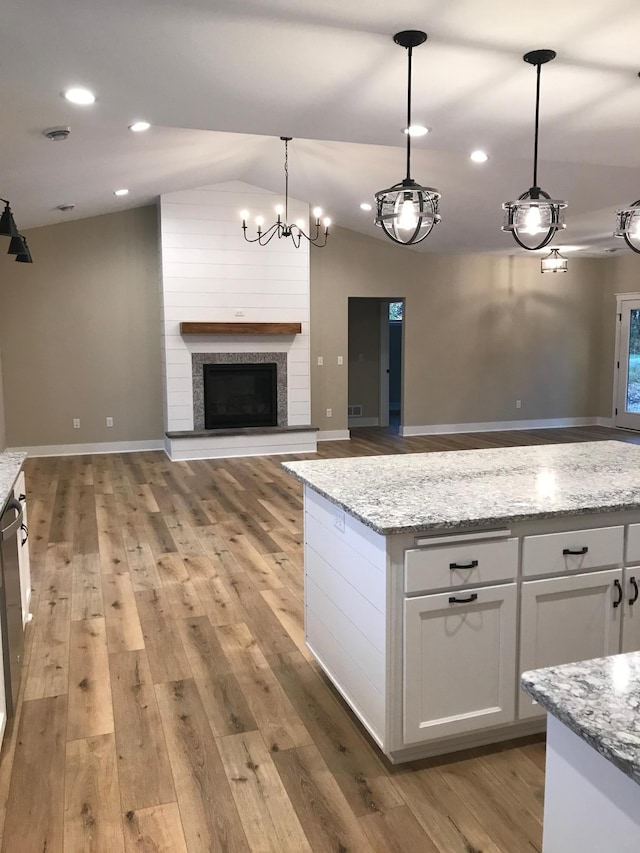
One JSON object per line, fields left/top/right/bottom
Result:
{"left": 347, "top": 297, "right": 404, "bottom": 434}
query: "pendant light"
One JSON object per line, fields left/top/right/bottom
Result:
{"left": 240, "top": 137, "right": 330, "bottom": 248}
{"left": 540, "top": 247, "right": 568, "bottom": 273}
{"left": 502, "top": 50, "right": 566, "bottom": 251}
{"left": 374, "top": 30, "right": 441, "bottom": 246}
{"left": 614, "top": 200, "right": 640, "bottom": 253}
{"left": 0, "top": 199, "right": 30, "bottom": 261}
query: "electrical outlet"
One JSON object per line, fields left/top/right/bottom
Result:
{"left": 234, "top": 310, "right": 245, "bottom": 317}
{"left": 106, "top": 417, "right": 114, "bottom": 427}
{"left": 326, "top": 408, "right": 332, "bottom": 418}
{"left": 73, "top": 418, "right": 80, "bottom": 429}
{"left": 337, "top": 355, "right": 343, "bottom": 365}
{"left": 516, "top": 399, "right": 522, "bottom": 409}
{"left": 317, "top": 356, "right": 324, "bottom": 366}
{"left": 333, "top": 509, "right": 345, "bottom": 533}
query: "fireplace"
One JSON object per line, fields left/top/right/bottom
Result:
{"left": 203, "top": 362, "right": 278, "bottom": 430}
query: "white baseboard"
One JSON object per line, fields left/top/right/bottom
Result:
{"left": 316, "top": 430, "right": 351, "bottom": 441}
{"left": 597, "top": 417, "right": 616, "bottom": 427}
{"left": 348, "top": 417, "right": 380, "bottom": 427}
{"left": 7, "top": 439, "right": 164, "bottom": 458}
{"left": 400, "top": 416, "right": 607, "bottom": 437}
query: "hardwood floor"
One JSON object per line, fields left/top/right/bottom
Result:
{"left": 1, "top": 424, "right": 636, "bottom": 852}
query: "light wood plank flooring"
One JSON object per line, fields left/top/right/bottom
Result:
{"left": 1, "top": 424, "right": 636, "bottom": 852}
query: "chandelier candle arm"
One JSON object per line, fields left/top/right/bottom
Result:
{"left": 374, "top": 30, "right": 441, "bottom": 247}
{"left": 239, "top": 137, "right": 330, "bottom": 249}
{"left": 502, "top": 49, "right": 567, "bottom": 252}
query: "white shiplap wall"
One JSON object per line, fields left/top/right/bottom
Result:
{"left": 159, "top": 181, "right": 311, "bottom": 435}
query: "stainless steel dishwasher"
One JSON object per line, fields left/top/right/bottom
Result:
{"left": 0, "top": 498, "right": 25, "bottom": 716}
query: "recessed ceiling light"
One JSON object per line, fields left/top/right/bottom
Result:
{"left": 470, "top": 150, "right": 489, "bottom": 163}
{"left": 360, "top": 203, "right": 372, "bottom": 211}
{"left": 114, "top": 188, "right": 129, "bottom": 196}
{"left": 129, "top": 121, "right": 151, "bottom": 132}
{"left": 63, "top": 87, "right": 96, "bottom": 105}
{"left": 403, "top": 125, "right": 430, "bottom": 137}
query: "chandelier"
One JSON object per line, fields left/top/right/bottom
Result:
{"left": 374, "top": 30, "right": 441, "bottom": 246}
{"left": 540, "top": 247, "right": 568, "bottom": 273}
{"left": 502, "top": 50, "right": 567, "bottom": 251}
{"left": 0, "top": 200, "right": 32, "bottom": 263}
{"left": 614, "top": 200, "right": 640, "bottom": 253}
{"left": 240, "top": 137, "right": 330, "bottom": 248}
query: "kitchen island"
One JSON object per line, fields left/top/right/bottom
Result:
{"left": 522, "top": 652, "right": 640, "bottom": 852}
{"left": 283, "top": 440, "right": 640, "bottom": 762}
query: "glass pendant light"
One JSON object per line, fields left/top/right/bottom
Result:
{"left": 614, "top": 200, "right": 640, "bottom": 253}
{"left": 540, "top": 247, "right": 568, "bottom": 273}
{"left": 502, "top": 50, "right": 567, "bottom": 251}
{"left": 374, "top": 30, "right": 441, "bottom": 246}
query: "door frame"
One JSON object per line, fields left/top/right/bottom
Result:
{"left": 613, "top": 292, "right": 640, "bottom": 428}
{"left": 379, "top": 301, "right": 390, "bottom": 428}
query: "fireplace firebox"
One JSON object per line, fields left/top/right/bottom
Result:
{"left": 203, "top": 363, "right": 278, "bottom": 430}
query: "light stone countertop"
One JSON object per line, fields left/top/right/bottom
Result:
{"left": 521, "top": 652, "right": 640, "bottom": 786}
{"left": 283, "top": 439, "right": 640, "bottom": 534}
{"left": 0, "top": 451, "right": 27, "bottom": 513}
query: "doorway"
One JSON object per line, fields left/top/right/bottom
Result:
{"left": 347, "top": 297, "right": 404, "bottom": 433}
{"left": 615, "top": 295, "right": 640, "bottom": 429}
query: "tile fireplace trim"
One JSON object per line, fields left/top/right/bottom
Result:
{"left": 191, "top": 351, "right": 288, "bottom": 431}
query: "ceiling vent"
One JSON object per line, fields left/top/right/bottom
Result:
{"left": 43, "top": 126, "right": 71, "bottom": 141}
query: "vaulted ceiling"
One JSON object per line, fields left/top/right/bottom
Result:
{"left": 4, "top": 0, "right": 640, "bottom": 253}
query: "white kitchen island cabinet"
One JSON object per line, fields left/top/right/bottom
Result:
{"left": 284, "top": 440, "right": 640, "bottom": 762}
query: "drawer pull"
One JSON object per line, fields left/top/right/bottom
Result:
{"left": 449, "top": 560, "right": 479, "bottom": 570}
{"left": 630, "top": 577, "right": 639, "bottom": 606}
{"left": 448, "top": 593, "right": 478, "bottom": 604}
{"left": 614, "top": 579, "right": 623, "bottom": 609}
{"left": 562, "top": 546, "right": 589, "bottom": 556}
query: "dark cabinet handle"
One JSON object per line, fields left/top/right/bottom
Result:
{"left": 449, "top": 560, "right": 479, "bottom": 570}
{"left": 563, "top": 547, "right": 589, "bottom": 556}
{"left": 20, "top": 523, "right": 28, "bottom": 546}
{"left": 630, "top": 577, "right": 639, "bottom": 606}
{"left": 17, "top": 493, "right": 26, "bottom": 503}
{"left": 614, "top": 578, "right": 623, "bottom": 608}
{"left": 449, "top": 593, "right": 478, "bottom": 604}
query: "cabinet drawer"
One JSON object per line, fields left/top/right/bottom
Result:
{"left": 522, "top": 526, "right": 623, "bottom": 578}
{"left": 627, "top": 524, "right": 640, "bottom": 564}
{"left": 405, "top": 538, "right": 518, "bottom": 594}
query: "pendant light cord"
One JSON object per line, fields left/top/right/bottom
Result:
{"left": 284, "top": 138, "right": 289, "bottom": 223}
{"left": 533, "top": 62, "right": 541, "bottom": 189}
{"left": 406, "top": 46, "right": 413, "bottom": 180}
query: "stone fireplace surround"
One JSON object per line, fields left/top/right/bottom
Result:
{"left": 191, "top": 351, "right": 288, "bottom": 431}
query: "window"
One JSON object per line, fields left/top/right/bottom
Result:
{"left": 389, "top": 301, "right": 403, "bottom": 321}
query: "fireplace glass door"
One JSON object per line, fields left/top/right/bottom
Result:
{"left": 203, "top": 363, "right": 278, "bottom": 430}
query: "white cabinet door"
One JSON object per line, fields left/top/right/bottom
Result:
{"left": 622, "top": 567, "right": 640, "bottom": 653}
{"left": 519, "top": 570, "right": 622, "bottom": 719}
{"left": 14, "top": 471, "right": 30, "bottom": 626}
{"left": 404, "top": 583, "right": 517, "bottom": 745}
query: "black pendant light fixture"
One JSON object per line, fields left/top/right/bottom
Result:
{"left": 15, "top": 238, "right": 32, "bottom": 264}
{"left": 374, "top": 30, "right": 441, "bottom": 246}
{"left": 502, "top": 50, "right": 566, "bottom": 251}
{"left": 614, "top": 200, "right": 640, "bottom": 253}
{"left": 540, "top": 247, "right": 568, "bottom": 273}
{"left": 0, "top": 199, "right": 31, "bottom": 262}
{"left": 240, "top": 137, "right": 330, "bottom": 248}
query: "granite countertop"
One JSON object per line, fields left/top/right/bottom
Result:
{"left": 522, "top": 652, "right": 640, "bottom": 786}
{"left": 0, "top": 451, "right": 27, "bottom": 512}
{"left": 283, "top": 440, "right": 640, "bottom": 534}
